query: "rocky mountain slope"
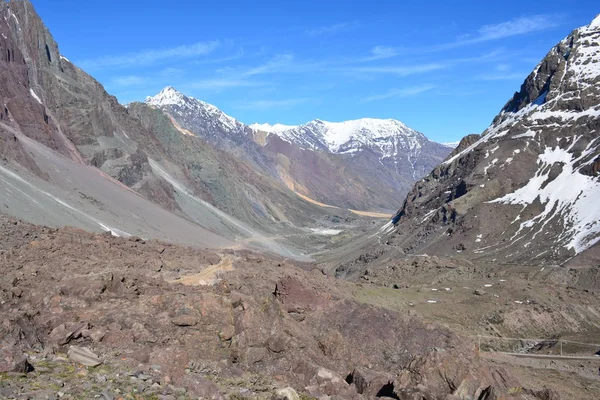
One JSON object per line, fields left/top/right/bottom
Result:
{"left": 146, "top": 87, "right": 275, "bottom": 173}
{"left": 148, "top": 87, "right": 452, "bottom": 211}
{"left": 385, "top": 14, "right": 600, "bottom": 263}
{"left": 254, "top": 119, "right": 453, "bottom": 210}
{"left": 0, "top": 0, "right": 346, "bottom": 259}
{"left": 0, "top": 215, "right": 569, "bottom": 399}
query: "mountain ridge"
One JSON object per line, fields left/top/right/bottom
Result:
{"left": 384, "top": 14, "right": 600, "bottom": 263}
{"left": 146, "top": 86, "right": 454, "bottom": 211}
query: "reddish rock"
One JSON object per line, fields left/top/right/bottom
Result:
{"left": 0, "top": 345, "right": 33, "bottom": 373}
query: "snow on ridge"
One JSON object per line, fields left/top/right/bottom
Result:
{"left": 146, "top": 87, "right": 239, "bottom": 131}
{"left": 263, "top": 117, "right": 429, "bottom": 157}
{"left": 443, "top": 16, "right": 600, "bottom": 167}
{"left": 442, "top": 141, "right": 460, "bottom": 148}
{"left": 490, "top": 138, "right": 600, "bottom": 254}
{"left": 316, "top": 118, "right": 420, "bottom": 152}
{"left": 250, "top": 123, "right": 297, "bottom": 133}
{"left": 146, "top": 86, "right": 186, "bottom": 107}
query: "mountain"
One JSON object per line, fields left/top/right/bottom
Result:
{"left": 251, "top": 118, "right": 452, "bottom": 175}
{"left": 385, "top": 14, "right": 600, "bottom": 263}
{"left": 148, "top": 88, "right": 452, "bottom": 211}
{"left": 0, "top": 0, "right": 338, "bottom": 259}
{"left": 252, "top": 118, "right": 452, "bottom": 211}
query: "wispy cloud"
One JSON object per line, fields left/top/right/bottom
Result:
{"left": 363, "top": 85, "right": 436, "bottom": 102}
{"left": 478, "top": 15, "right": 560, "bottom": 40}
{"left": 79, "top": 40, "right": 221, "bottom": 70}
{"left": 476, "top": 63, "right": 527, "bottom": 81}
{"left": 189, "top": 50, "right": 245, "bottom": 65}
{"left": 362, "top": 45, "right": 401, "bottom": 61}
{"left": 433, "top": 14, "right": 561, "bottom": 51}
{"left": 111, "top": 75, "right": 147, "bottom": 87}
{"left": 158, "top": 67, "right": 186, "bottom": 78}
{"left": 306, "top": 22, "right": 354, "bottom": 36}
{"left": 477, "top": 72, "right": 527, "bottom": 81}
{"left": 243, "top": 54, "right": 295, "bottom": 76}
{"left": 350, "top": 63, "right": 447, "bottom": 76}
{"left": 234, "top": 97, "right": 314, "bottom": 110}
{"left": 189, "top": 78, "right": 262, "bottom": 90}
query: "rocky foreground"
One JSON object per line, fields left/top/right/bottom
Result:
{"left": 0, "top": 214, "right": 570, "bottom": 400}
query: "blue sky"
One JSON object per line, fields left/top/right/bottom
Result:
{"left": 34, "top": 1, "right": 598, "bottom": 142}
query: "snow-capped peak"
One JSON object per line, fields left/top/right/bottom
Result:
{"left": 442, "top": 141, "right": 460, "bottom": 149}
{"left": 146, "top": 87, "right": 240, "bottom": 131}
{"left": 250, "top": 123, "right": 297, "bottom": 133}
{"left": 253, "top": 117, "right": 439, "bottom": 159}
{"left": 145, "top": 86, "right": 186, "bottom": 107}
{"left": 309, "top": 118, "right": 419, "bottom": 152}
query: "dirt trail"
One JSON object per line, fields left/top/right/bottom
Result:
{"left": 168, "top": 256, "right": 234, "bottom": 286}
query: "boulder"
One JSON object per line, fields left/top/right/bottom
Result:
{"left": 0, "top": 345, "right": 33, "bottom": 373}
{"left": 274, "top": 387, "right": 300, "bottom": 400}
{"left": 48, "top": 322, "right": 89, "bottom": 345}
{"left": 313, "top": 367, "right": 350, "bottom": 396}
{"left": 349, "top": 368, "right": 395, "bottom": 397}
{"left": 171, "top": 308, "right": 199, "bottom": 327}
{"left": 68, "top": 346, "right": 102, "bottom": 367}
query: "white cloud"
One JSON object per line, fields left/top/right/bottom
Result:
{"left": 79, "top": 40, "right": 220, "bottom": 69}
{"left": 369, "top": 46, "right": 400, "bottom": 60}
{"left": 363, "top": 85, "right": 436, "bottom": 102}
{"left": 306, "top": 22, "right": 353, "bottom": 36}
{"left": 433, "top": 15, "right": 561, "bottom": 51}
{"left": 189, "top": 79, "right": 261, "bottom": 90}
{"left": 351, "top": 63, "right": 447, "bottom": 76}
{"left": 478, "top": 15, "right": 559, "bottom": 40}
{"left": 243, "top": 54, "right": 295, "bottom": 76}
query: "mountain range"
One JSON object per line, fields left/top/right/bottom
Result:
{"left": 0, "top": 0, "right": 453, "bottom": 262}
{"left": 146, "top": 87, "right": 453, "bottom": 212}
{"left": 1, "top": 1, "right": 600, "bottom": 398}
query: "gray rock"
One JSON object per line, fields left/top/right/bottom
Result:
{"left": 274, "top": 387, "right": 300, "bottom": 400}
{"left": 67, "top": 346, "right": 102, "bottom": 367}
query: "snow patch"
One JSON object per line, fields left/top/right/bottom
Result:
{"left": 250, "top": 123, "right": 297, "bottom": 133}
{"left": 309, "top": 228, "right": 342, "bottom": 236}
{"left": 490, "top": 139, "right": 600, "bottom": 253}
{"left": 30, "top": 89, "right": 42, "bottom": 105}
{"left": 97, "top": 223, "right": 131, "bottom": 238}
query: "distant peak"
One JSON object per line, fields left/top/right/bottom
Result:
{"left": 249, "top": 123, "right": 297, "bottom": 133}
{"left": 161, "top": 86, "right": 179, "bottom": 94}
{"left": 146, "top": 86, "right": 186, "bottom": 107}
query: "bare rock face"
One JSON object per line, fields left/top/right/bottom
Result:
{"left": 385, "top": 15, "right": 600, "bottom": 264}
